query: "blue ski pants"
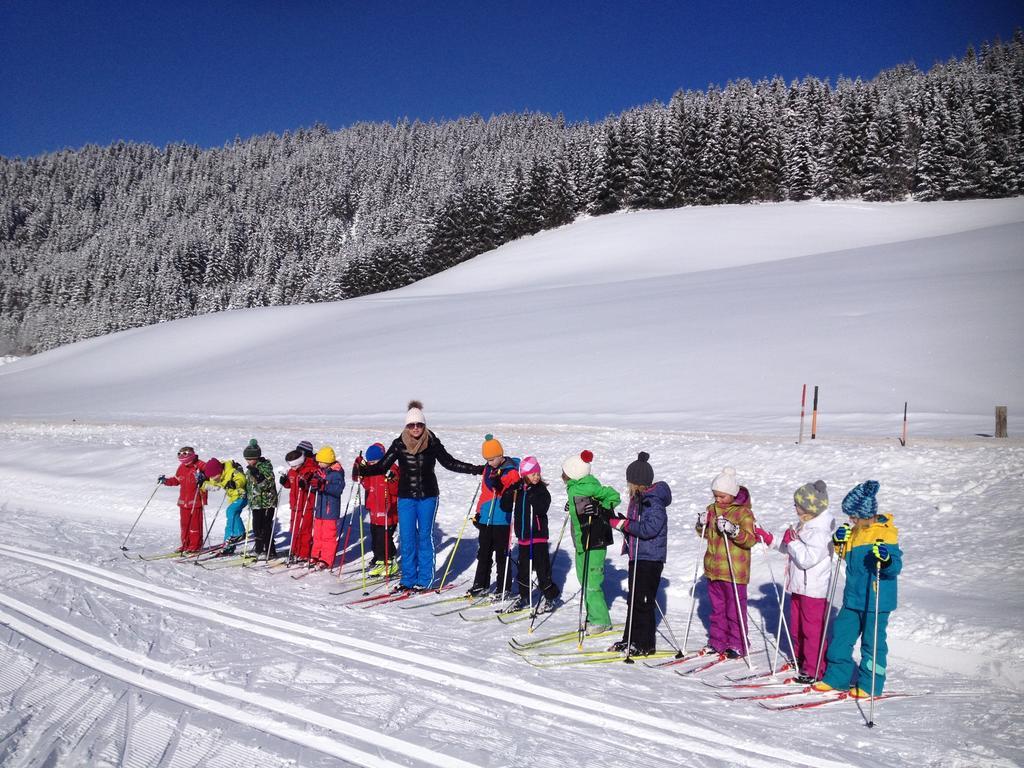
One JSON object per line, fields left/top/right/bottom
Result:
{"left": 397, "top": 496, "right": 439, "bottom": 589}
{"left": 822, "top": 606, "right": 891, "bottom": 694}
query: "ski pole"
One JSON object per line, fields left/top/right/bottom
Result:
{"left": 288, "top": 479, "right": 310, "bottom": 564}
{"left": 437, "top": 477, "right": 482, "bottom": 592}
{"left": 264, "top": 481, "right": 283, "bottom": 563}
{"left": 499, "top": 489, "right": 519, "bottom": 603}
{"left": 760, "top": 543, "right": 796, "bottom": 675}
{"left": 721, "top": 522, "right": 753, "bottom": 669}
{"left": 653, "top": 599, "right": 685, "bottom": 657}
{"left": 121, "top": 482, "right": 161, "bottom": 551}
{"left": 195, "top": 489, "right": 227, "bottom": 561}
{"left": 527, "top": 489, "right": 535, "bottom": 617}
{"left": 333, "top": 459, "right": 358, "bottom": 575}
{"left": 682, "top": 517, "right": 708, "bottom": 653}
{"left": 623, "top": 493, "right": 641, "bottom": 664}
{"left": 868, "top": 548, "right": 883, "bottom": 728}
{"left": 357, "top": 486, "right": 368, "bottom": 592}
{"left": 577, "top": 515, "right": 593, "bottom": 649}
{"left": 529, "top": 508, "right": 570, "bottom": 634}
{"left": 813, "top": 541, "right": 846, "bottom": 681}
{"left": 383, "top": 481, "right": 393, "bottom": 585}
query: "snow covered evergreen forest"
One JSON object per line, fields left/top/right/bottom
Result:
{"left": 2, "top": 35, "right": 1023, "bottom": 354}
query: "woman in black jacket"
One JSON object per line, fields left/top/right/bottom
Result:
{"left": 357, "top": 401, "right": 483, "bottom": 591}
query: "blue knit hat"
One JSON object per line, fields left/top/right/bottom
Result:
{"left": 365, "top": 442, "right": 386, "bottom": 462}
{"left": 842, "top": 480, "right": 880, "bottom": 519}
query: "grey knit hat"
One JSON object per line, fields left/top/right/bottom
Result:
{"left": 794, "top": 480, "right": 829, "bottom": 516}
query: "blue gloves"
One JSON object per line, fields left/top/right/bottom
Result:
{"left": 195, "top": 471, "right": 207, "bottom": 484}
{"left": 833, "top": 523, "right": 852, "bottom": 545}
{"left": 872, "top": 542, "right": 891, "bottom": 565}
{"left": 157, "top": 474, "right": 166, "bottom": 484}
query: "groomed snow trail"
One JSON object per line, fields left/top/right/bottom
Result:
{"left": 0, "top": 544, "right": 849, "bottom": 768}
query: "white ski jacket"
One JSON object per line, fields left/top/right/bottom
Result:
{"left": 780, "top": 510, "right": 835, "bottom": 598}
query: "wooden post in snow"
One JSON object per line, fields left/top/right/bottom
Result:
{"left": 797, "top": 384, "right": 807, "bottom": 444}
{"left": 810, "top": 386, "right": 819, "bottom": 440}
{"left": 996, "top": 406, "right": 1008, "bottom": 438}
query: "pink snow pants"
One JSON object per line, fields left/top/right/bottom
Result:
{"left": 790, "top": 593, "right": 829, "bottom": 678}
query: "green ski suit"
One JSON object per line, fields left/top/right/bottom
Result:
{"left": 565, "top": 474, "right": 621, "bottom": 627}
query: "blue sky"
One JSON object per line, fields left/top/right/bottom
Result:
{"left": 1, "top": 0, "right": 1020, "bottom": 158}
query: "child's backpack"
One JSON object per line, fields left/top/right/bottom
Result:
{"left": 573, "top": 496, "right": 614, "bottom": 550}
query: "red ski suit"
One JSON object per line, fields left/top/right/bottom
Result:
{"left": 360, "top": 465, "right": 399, "bottom": 527}
{"left": 284, "top": 457, "right": 318, "bottom": 559}
{"left": 163, "top": 456, "right": 207, "bottom": 551}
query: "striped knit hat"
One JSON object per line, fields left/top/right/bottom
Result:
{"left": 842, "top": 480, "right": 880, "bottom": 519}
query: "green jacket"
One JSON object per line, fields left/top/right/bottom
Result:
{"left": 246, "top": 457, "right": 279, "bottom": 509}
{"left": 565, "top": 475, "right": 621, "bottom": 553}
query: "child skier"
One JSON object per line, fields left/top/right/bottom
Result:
{"left": 158, "top": 446, "right": 207, "bottom": 553}
{"left": 563, "top": 450, "right": 621, "bottom": 635}
{"left": 307, "top": 446, "right": 346, "bottom": 570}
{"left": 609, "top": 452, "right": 669, "bottom": 656}
{"left": 777, "top": 479, "right": 835, "bottom": 682}
{"left": 468, "top": 434, "right": 520, "bottom": 599}
{"left": 200, "top": 457, "right": 248, "bottom": 554}
{"left": 508, "top": 456, "right": 561, "bottom": 613}
{"left": 243, "top": 438, "right": 279, "bottom": 558}
{"left": 357, "top": 442, "right": 400, "bottom": 577}
{"left": 280, "top": 440, "right": 317, "bottom": 563}
{"left": 813, "top": 480, "right": 902, "bottom": 697}
{"left": 697, "top": 466, "right": 756, "bottom": 658}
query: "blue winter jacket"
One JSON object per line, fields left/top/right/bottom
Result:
{"left": 619, "top": 481, "right": 670, "bottom": 562}
{"left": 478, "top": 457, "right": 519, "bottom": 526}
{"left": 841, "top": 513, "right": 902, "bottom": 612}
{"left": 312, "top": 463, "right": 346, "bottom": 520}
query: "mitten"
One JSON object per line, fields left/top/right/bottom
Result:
{"left": 610, "top": 517, "right": 626, "bottom": 530}
{"left": 697, "top": 510, "right": 709, "bottom": 527}
{"left": 351, "top": 461, "right": 361, "bottom": 481}
{"left": 472, "top": 515, "right": 481, "bottom": 530}
{"left": 716, "top": 517, "right": 739, "bottom": 537}
{"left": 195, "top": 471, "right": 207, "bottom": 484}
{"left": 754, "top": 526, "right": 773, "bottom": 546}
{"left": 833, "top": 523, "right": 852, "bottom": 545}
{"left": 157, "top": 474, "right": 166, "bottom": 484}
{"left": 297, "top": 477, "right": 308, "bottom": 491}
{"left": 279, "top": 474, "right": 288, "bottom": 487}
{"left": 872, "top": 542, "right": 891, "bottom": 565}
{"left": 781, "top": 527, "right": 796, "bottom": 546}
{"left": 225, "top": 479, "right": 236, "bottom": 490}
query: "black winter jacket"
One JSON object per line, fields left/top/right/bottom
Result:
{"left": 360, "top": 431, "right": 482, "bottom": 499}
{"left": 507, "top": 480, "right": 553, "bottom": 543}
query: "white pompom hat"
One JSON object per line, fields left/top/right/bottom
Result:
{"left": 711, "top": 466, "right": 740, "bottom": 496}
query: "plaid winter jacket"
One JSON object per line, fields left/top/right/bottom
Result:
{"left": 697, "top": 486, "right": 756, "bottom": 584}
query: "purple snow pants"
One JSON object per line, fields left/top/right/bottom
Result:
{"left": 707, "top": 580, "right": 748, "bottom": 654}
{"left": 790, "top": 593, "right": 829, "bottom": 678}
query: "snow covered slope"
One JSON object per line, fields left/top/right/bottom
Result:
{"left": 1, "top": 198, "right": 1022, "bottom": 435}
{"left": 1, "top": 199, "right": 1023, "bottom": 767}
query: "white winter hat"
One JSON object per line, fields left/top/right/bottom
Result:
{"left": 711, "top": 466, "right": 740, "bottom": 496}
{"left": 405, "top": 399, "right": 426, "bottom": 427}
{"left": 562, "top": 450, "right": 594, "bottom": 481}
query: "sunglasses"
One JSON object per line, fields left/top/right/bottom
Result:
{"left": 177, "top": 449, "right": 194, "bottom": 457}
{"left": 406, "top": 422, "right": 425, "bottom": 430}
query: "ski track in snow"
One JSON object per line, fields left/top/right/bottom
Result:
{"left": 0, "top": 422, "right": 1023, "bottom": 767}
{"left": 0, "top": 544, "right": 837, "bottom": 768}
